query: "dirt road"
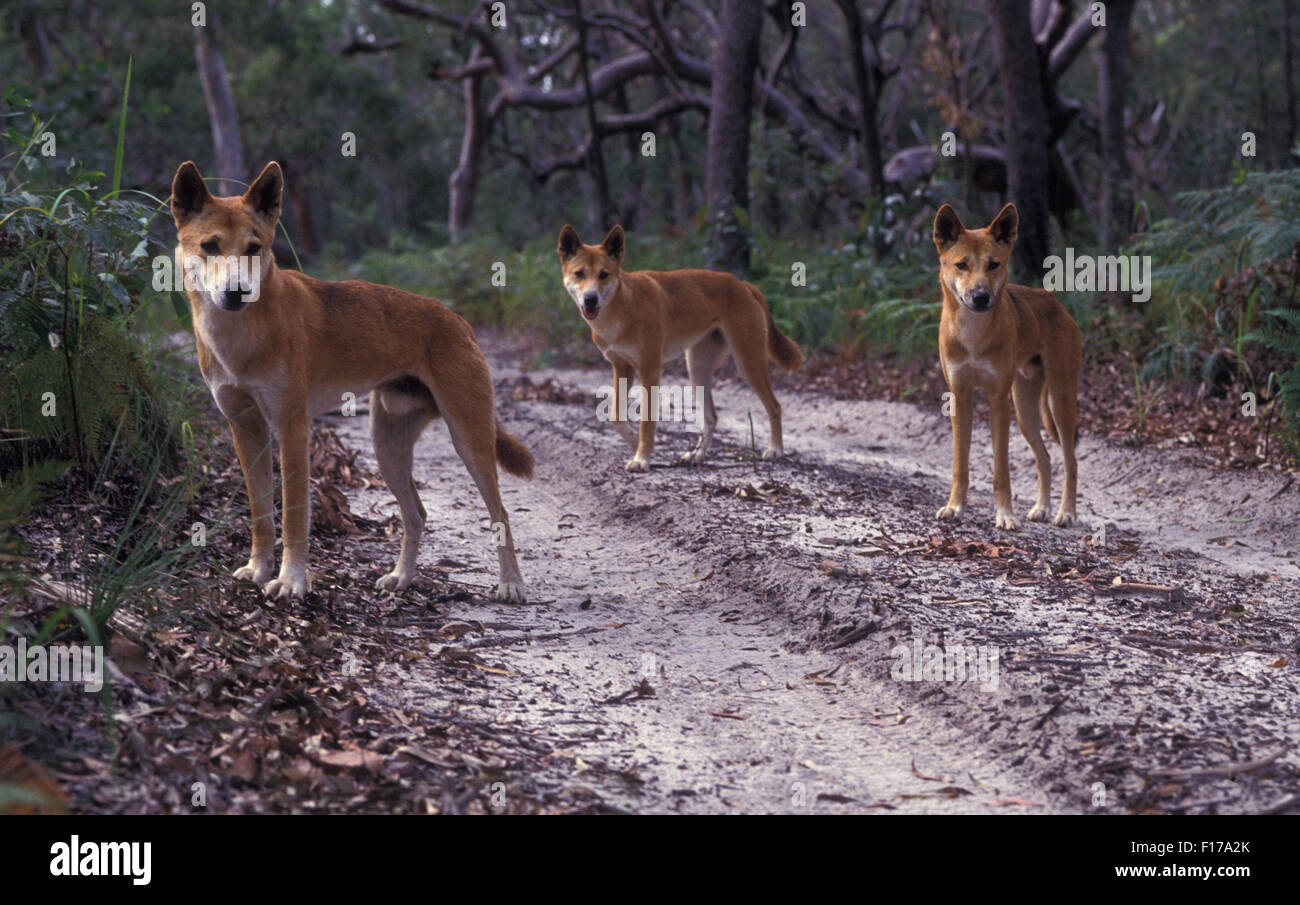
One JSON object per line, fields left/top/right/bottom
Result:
{"left": 326, "top": 346, "right": 1300, "bottom": 814}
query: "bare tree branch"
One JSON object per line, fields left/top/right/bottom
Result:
{"left": 519, "top": 94, "right": 709, "bottom": 181}
{"left": 340, "top": 37, "right": 403, "bottom": 55}
{"left": 1048, "top": 9, "right": 1099, "bottom": 81}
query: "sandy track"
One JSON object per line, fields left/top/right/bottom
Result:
{"left": 325, "top": 348, "right": 1300, "bottom": 814}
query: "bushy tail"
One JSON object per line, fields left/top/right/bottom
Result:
{"left": 747, "top": 284, "right": 803, "bottom": 371}
{"left": 766, "top": 310, "right": 804, "bottom": 371}
{"left": 495, "top": 422, "right": 534, "bottom": 478}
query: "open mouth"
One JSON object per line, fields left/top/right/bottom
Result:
{"left": 582, "top": 306, "right": 599, "bottom": 320}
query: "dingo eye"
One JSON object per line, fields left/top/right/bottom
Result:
{"left": 246, "top": 242, "right": 261, "bottom": 255}
{"left": 955, "top": 261, "right": 969, "bottom": 271}
{"left": 988, "top": 260, "right": 1000, "bottom": 271}
{"left": 575, "top": 269, "right": 586, "bottom": 279}
{"left": 201, "top": 239, "right": 220, "bottom": 254}
{"left": 598, "top": 271, "right": 609, "bottom": 280}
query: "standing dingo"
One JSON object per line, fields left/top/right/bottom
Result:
{"left": 932, "top": 203, "right": 1082, "bottom": 530}
{"left": 557, "top": 225, "right": 803, "bottom": 471}
{"left": 172, "top": 161, "right": 532, "bottom": 603}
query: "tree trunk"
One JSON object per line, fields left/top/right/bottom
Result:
{"left": 613, "top": 83, "right": 645, "bottom": 230}
{"left": 989, "top": 0, "right": 1052, "bottom": 281}
{"left": 449, "top": 53, "right": 489, "bottom": 245}
{"left": 574, "top": 0, "right": 613, "bottom": 228}
{"left": 705, "top": 0, "right": 764, "bottom": 273}
{"left": 836, "top": 0, "right": 886, "bottom": 199}
{"left": 18, "top": 4, "right": 51, "bottom": 82}
{"left": 281, "top": 158, "right": 320, "bottom": 260}
{"left": 1286, "top": 0, "right": 1297, "bottom": 156}
{"left": 666, "top": 115, "right": 693, "bottom": 226}
{"left": 1099, "top": 0, "right": 1136, "bottom": 253}
{"left": 193, "top": 18, "right": 245, "bottom": 196}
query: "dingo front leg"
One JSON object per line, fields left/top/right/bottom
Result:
{"left": 609, "top": 360, "right": 639, "bottom": 450}
{"left": 266, "top": 408, "right": 312, "bottom": 600}
{"left": 990, "top": 386, "right": 1018, "bottom": 530}
{"left": 937, "top": 381, "right": 972, "bottom": 521}
{"left": 627, "top": 360, "right": 661, "bottom": 472}
{"left": 220, "top": 388, "right": 276, "bottom": 587}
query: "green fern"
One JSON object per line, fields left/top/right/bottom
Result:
{"left": 1134, "top": 170, "right": 1300, "bottom": 378}
{"left": 1133, "top": 170, "right": 1300, "bottom": 456}
{"left": 1244, "top": 307, "right": 1300, "bottom": 451}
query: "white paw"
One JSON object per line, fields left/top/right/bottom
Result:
{"left": 994, "top": 509, "right": 1019, "bottom": 531}
{"left": 1026, "top": 504, "right": 1049, "bottom": 523}
{"left": 233, "top": 558, "right": 274, "bottom": 586}
{"left": 761, "top": 446, "right": 785, "bottom": 461}
{"left": 1053, "top": 510, "right": 1077, "bottom": 528}
{"left": 265, "top": 566, "right": 310, "bottom": 601}
{"left": 494, "top": 581, "right": 527, "bottom": 604}
{"left": 625, "top": 456, "right": 650, "bottom": 473}
{"left": 680, "top": 447, "right": 707, "bottom": 466}
{"left": 376, "top": 569, "right": 413, "bottom": 592}
{"left": 936, "top": 503, "right": 965, "bottom": 521}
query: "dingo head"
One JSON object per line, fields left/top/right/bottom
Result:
{"left": 171, "top": 161, "right": 282, "bottom": 311}
{"left": 557, "top": 224, "right": 624, "bottom": 322}
{"left": 933, "top": 203, "right": 1018, "bottom": 314}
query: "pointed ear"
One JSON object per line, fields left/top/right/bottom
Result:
{"left": 988, "top": 203, "right": 1018, "bottom": 247}
{"left": 558, "top": 224, "right": 582, "bottom": 260}
{"left": 171, "top": 161, "right": 212, "bottom": 227}
{"left": 933, "top": 204, "right": 964, "bottom": 253}
{"left": 243, "top": 161, "right": 283, "bottom": 222}
{"left": 601, "top": 225, "right": 625, "bottom": 262}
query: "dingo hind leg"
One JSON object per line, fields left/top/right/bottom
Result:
{"left": 1045, "top": 358, "right": 1080, "bottom": 527}
{"left": 427, "top": 365, "right": 528, "bottom": 603}
{"left": 371, "top": 379, "right": 437, "bottom": 592}
{"left": 722, "top": 315, "right": 784, "bottom": 460}
{"left": 681, "top": 329, "right": 726, "bottom": 465}
{"left": 1013, "top": 361, "right": 1052, "bottom": 522}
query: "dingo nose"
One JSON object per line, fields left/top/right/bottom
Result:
{"left": 583, "top": 292, "right": 599, "bottom": 308}
{"left": 223, "top": 288, "right": 246, "bottom": 307}
{"left": 970, "top": 289, "right": 991, "bottom": 310}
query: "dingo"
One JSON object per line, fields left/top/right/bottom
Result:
{"left": 932, "top": 203, "right": 1081, "bottom": 530}
{"left": 171, "top": 161, "right": 532, "bottom": 602}
{"left": 557, "top": 225, "right": 803, "bottom": 470}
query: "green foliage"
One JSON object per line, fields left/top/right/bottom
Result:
{"left": 334, "top": 234, "right": 580, "bottom": 355}
{"left": 1244, "top": 307, "right": 1300, "bottom": 455}
{"left": 0, "top": 89, "right": 178, "bottom": 479}
{"left": 329, "top": 198, "right": 943, "bottom": 368}
{"left": 1137, "top": 170, "right": 1300, "bottom": 306}
{"left": 1134, "top": 169, "right": 1300, "bottom": 452}
{"left": 0, "top": 86, "right": 222, "bottom": 647}
{"left": 0, "top": 463, "right": 66, "bottom": 603}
